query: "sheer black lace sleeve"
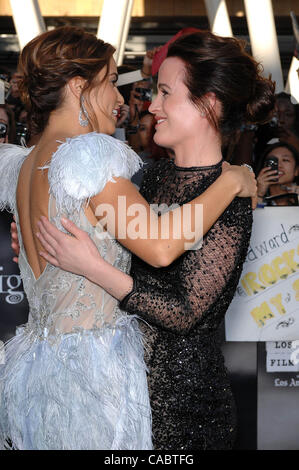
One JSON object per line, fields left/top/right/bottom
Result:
{"left": 120, "top": 196, "right": 252, "bottom": 335}
{"left": 121, "top": 199, "right": 250, "bottom": 334}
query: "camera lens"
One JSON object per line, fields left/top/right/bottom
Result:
{"left": 135, "top": 87, "right": 152, "bottom": 102}
{"left": 0, "top": 122, "right": 7, "bottom": 138}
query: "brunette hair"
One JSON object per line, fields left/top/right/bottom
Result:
{"left": 17, "top": 26, "right": 115, "bottom": 135}
{"left": 167, "top": 31, "right": 275, "bottom": 145}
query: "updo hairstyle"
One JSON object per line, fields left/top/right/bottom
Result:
{"left": 17, "top": 26, "right": 115, "bottom": 136}
{"left": 167, "top": 31, "right": 275, "bottom": 145}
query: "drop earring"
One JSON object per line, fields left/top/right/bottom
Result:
{"left": 79, "top": 96, "right": 89, "bottom": 127}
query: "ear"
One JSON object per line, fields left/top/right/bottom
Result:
{"left": 295, "top": 165, "right": 299, "bottom": 178}
{"left": 205, "top": 92, "right": 222, "bottom": 116}
{"left": 68, "top": 76, "right": 86, "bottom": 99}
{"left": 205, "top": 92, "right": 217, "bottom": 109}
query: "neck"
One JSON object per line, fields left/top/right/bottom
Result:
{"left": 173, "top": 126, "right": 222, "bottom": 167}
{"left": 40, "top": 106, "right": 94, "bottom": 144}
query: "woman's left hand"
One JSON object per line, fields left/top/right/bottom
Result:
{"left": 37, "top": 217, "right": 103, "bottom": 279}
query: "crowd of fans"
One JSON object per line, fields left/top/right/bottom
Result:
{"left": 0, "top": 68, "right": 28, "bottom": 146}
{"left": 1, "top": 44, "right": 299, "bottom": 203}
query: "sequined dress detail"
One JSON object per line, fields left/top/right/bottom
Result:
{"left": 120, "top": 158, "right": 253, "bottom": 450}
{"left": 0, "top": 133, "right": 152, "bottom": 450}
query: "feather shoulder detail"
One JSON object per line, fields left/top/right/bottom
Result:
{"left": 44, "top": 132, "right": 143, "bottom": 214}
{"left": 0, "top": 143, "right": 33, "bottom": 212}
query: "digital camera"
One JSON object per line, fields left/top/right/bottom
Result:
{"left": 264, "top": 156, "right": 279, "bottom": 172}
{"left": 135, "top": 87, "right": 152, "bottom": 102}
{"left": 264, "top": 155, "right": 279, "bottom": 182}
{"left": 0, "top": 122, "right": 7, "bottom": 138}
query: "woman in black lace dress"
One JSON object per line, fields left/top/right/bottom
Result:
{"left": 36, "top": 31, "right": 275, "bottom": 449}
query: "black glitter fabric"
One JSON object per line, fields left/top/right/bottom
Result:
{"left": 120, "top": 158, "right": 253, "bottom": 450}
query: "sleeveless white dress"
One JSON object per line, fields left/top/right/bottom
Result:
{"left": 0, "top": 132, "right": 152, "bottom": 450}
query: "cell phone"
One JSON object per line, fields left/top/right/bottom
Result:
{"left": 264, "top": 156, "right": 279, "bottom": 181}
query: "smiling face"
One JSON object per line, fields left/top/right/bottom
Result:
{"left": 267, "top": 146, "right": 299, "bottom": 185}
{"left": 88, "top": 57, "right": 124, "bottom": 134}
{"left": 149, "top": 57, "right": 204, "bottom": 151}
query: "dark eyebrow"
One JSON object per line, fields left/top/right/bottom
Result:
{"left": 158, "top": 83, "right": 171, "bottom": 90}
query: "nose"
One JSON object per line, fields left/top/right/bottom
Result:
{"left": 277, "top": 160, "right": 284, "bottom": 172}
{"left": 148, "top": 94, "right": 160, "bottom": 115}
{"left": 117, "top": 88, "right": 124, "bottom": 106}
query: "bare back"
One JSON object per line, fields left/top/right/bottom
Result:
{"left": 16, "top": 140, "right": 97, "bottom": 281}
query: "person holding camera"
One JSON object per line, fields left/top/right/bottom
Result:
{"left": 126, "top": 78, "right": 152, "bottom": 152}
{"left": 0, "top": 105, "right": 9, "bottom": 143}
{"left": 230, "top": 92, "right": 299, "bottom": 170}
{"left": 0, "top": 104, "right": 16, "bottom": 144}
{"left": 257, "top": 141, "right": 299, "bottom": 205}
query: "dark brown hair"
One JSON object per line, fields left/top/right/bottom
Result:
{"left": 167, "top": 31, "right": 275, "bottom": 145}
{"left": 17, "top": 26, "right": 115, "bottom": 135}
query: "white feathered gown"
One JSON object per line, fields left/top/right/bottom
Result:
{"left": 0, "top": 133, "right": 152, "bottom": 450}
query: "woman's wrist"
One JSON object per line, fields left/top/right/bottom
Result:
{"left": 257, "top": 186, "right": 266, "bottom": 198}
{"left": 220, "top": 170, "right": 241, "bottom": 196}
{"left": 87, "top": 257, "right": 134, "bottom": 301}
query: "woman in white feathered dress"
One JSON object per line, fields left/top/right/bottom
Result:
{"left": 0, "top": 26, "right": 256, "bottom": 450}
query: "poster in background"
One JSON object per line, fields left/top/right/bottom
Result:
{"left": 225, "top": 207, "right": 299, "bottom": 341}
{"left": 0, "top": 211, "right": 28, "bottom": 343}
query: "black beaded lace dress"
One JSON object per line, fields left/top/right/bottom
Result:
{"left": 120, "top": 158, "right": 253, "bottom": 450}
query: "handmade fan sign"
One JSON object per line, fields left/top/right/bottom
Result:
{"left": 225, "top": 207, "right": 299, "bottom": 341}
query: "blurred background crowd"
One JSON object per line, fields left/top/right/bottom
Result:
{"left": 1, "top": 0, "right": 298, "bottom": 205}
{"left": 2, "top": 50, "right": 298, "bottom": 204}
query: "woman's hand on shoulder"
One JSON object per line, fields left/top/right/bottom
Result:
{"left": 221, "top": 162, "right": 258, "bottom": 208}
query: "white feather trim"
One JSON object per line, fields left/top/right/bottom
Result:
{"left": 0, "top": 143, "right": 33, "bottom": 212}
{"left": 44, "top": 133, "right": 143, "bottom": 214}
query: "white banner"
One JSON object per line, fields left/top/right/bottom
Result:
{"left": 266, "top": 341, "right": 299, "bottom": 372}
{"left": 225, "top": 207, "right": 299, "bottom": 341}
